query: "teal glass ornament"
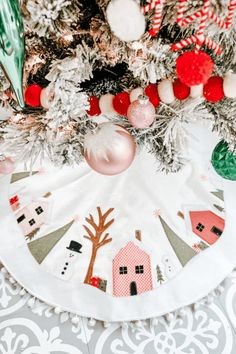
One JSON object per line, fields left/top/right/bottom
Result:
{"left": 0, "top": 0, "right": 25, "bottom": 108}
{"left": 211, "top": 140, "right": 236, "bottom": 181}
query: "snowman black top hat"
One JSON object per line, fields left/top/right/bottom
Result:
{"left": 66, "top": 240, "right": 82, "bottom": 253}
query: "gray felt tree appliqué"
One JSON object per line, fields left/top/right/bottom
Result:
{"left": 83, "top": 207, "right": 114, "bottom": 285}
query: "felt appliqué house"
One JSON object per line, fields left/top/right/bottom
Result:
{"left": 113, "top": 231, "right": 153, "bottom": 297}
{"left": 15, "top": 194, "right": 51, "bottom": 240}
{"left": 189, "top": 211, "right": 225, "bottom": 245}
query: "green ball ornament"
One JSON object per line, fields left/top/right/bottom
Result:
{"left": 0, "top": 0, "right": 25, "bottom": 108}
{"left": 211, "top": 140, "right": 236, "bottom": 181}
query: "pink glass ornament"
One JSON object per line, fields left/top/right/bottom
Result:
{"left": 0, "top": 156, "right": 15, "bottom": 174}
{"left": 84, "top": 123, "right": 136, "bottom": 176}
{"left": 127, "top": 95, "right": 155, "bottom": 128}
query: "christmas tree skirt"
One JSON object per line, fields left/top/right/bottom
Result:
{"left": 0, "top": 125, "right": 236, "bottom": 322}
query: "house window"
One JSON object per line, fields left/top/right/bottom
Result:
{"left": 211, "top": 226, "right": 223, "bottom": 237}
{"left": 119, "top": 266, "right": 127, "bottom": 274}
{"left": 29, "top": 219, "right": 36, "bottom": 226}
{"left": 17, "top": 214, "right": 25, "bottom": 223}
{"left": 35, "top": 206, "right": 44, "bottom": 215}
{"left": 135, "top": 265, "right": 144, "bottom": 274}
{"left": 196, "top": 223, "right": 205, "bottom": 232}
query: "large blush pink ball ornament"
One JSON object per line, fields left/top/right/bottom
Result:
{"left": 84, "top": 123, "right": 136, "bottom": 176}
{"left": 99, "top": 94, "right": 116, "bottom": 114}
{"left": 127, "top": 95, "right": 155, "bottom": 128}
{"left": 0, "top": 156, "right": 15, "bottom": 175}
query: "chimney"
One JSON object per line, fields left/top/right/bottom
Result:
{"left": 135, "top": 230, "right": 142, "bottom": 242}
{"left": 177, "top": 211, "right": 185, "bottom": 219}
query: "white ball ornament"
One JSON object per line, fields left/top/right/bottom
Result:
{"left": 158, "top": 79, "right": 175, "bottom": 104}
{"left": 130, "top": 87, "right": 143, "bottom": 102}
{"left": 99, "top": 94, "right": 115, "bottom": 114}
{"left": 223, "top": 71, "right": 236, "bottom": 98}
{"left": 190, "top": 84, "right": 203, "bottom": 99}
{"left": 40, "top": 87, "right": 53, "bottom": 109}
{"left": 106, "top": 0, "right": 146, "bottom": 42}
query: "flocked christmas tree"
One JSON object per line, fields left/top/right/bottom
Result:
{"left": 0, "top": 1, "right": 236, "bottom": 176}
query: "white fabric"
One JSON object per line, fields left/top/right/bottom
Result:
{"left": 0, "top": 123, "right": 236, "bottom": 322}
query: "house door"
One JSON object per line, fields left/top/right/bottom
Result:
{"left": 130, "top": 281, "right": 137, "bottom": 296}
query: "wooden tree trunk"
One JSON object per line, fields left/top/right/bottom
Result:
{"left": 84, "top": 246, "right": 98, "bottom": 284}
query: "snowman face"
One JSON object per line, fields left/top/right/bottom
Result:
{"left": 162, "top": 255, "right": 178, "bottom": 279}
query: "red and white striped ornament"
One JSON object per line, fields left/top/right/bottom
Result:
{"left": 172, "top": 0, "right": 236, "bottom": 54}
{"left": 142, "top": 0, "right": 166, "bottom": 37}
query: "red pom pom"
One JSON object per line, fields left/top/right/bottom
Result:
{"left": 203, "top": 76, "right": 225, "bottom": 102}
{"left": 144, "top": 84, "right": 160, "bottom": 107}
{"left": 176, "top": 51, "right": 214, "bottom": 87}
{"left": 113, "top": 92, "right": 130, "bottom": 116}
{"left": 87, "top": 96, "right": 101, "bottom": 116}
{"left": 24, "top": 84, "right": 43, "bottom": 107}
{"left": 173, "top": 79, "right": 190, "bottom": 100}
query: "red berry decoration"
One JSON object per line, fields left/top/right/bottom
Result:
{"left": 24, "top": 84, "right": 43, "bottom": 107}
{"left": 145, "top": 84, "right": 160, "bottom": 107}
{"left": 113, "top": 92, "right": 130, "bottom": 116}
{"left": 173, "top": 79, "right": 190, "bottom": 100}
{"left": 176, "top": 51, "right": 214, "bottom": 87}
{"left": 203, "top": 76, "right": 225, "bottom": 102}
{"left": 90, "top": 277, "right": 100, "bottom": 288}
{"left": 87, "top": 96, "right": 101, "bottom": 116}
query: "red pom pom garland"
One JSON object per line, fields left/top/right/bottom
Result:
{"left": 203, "top": 76, "right": 225, "bottom": 102}
{"left": 113, "top": 92, "right": 131, "bottom": 116}
{"left": 176, "top": 51, "right": 214, "bottom": 87}
{"left": 86, "top": 96, "right": 101, "bottom": 116}
{"left": 145, "top": 84, "right": 160, "bottom": 107}
{"left": 173, "top": 79, "right": 190, "bottom": 100}
{"left": 24, "top": 84, "right": 43, "bottom": 107}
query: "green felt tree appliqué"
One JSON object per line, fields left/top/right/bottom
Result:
{"left": 0, "top": 0, "right": 25, "bottom": 108}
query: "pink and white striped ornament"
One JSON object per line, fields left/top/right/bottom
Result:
{"left": 172, "top": 0, "right": 236, "bottom": 55}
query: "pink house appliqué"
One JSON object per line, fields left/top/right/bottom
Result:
{"left": 113, "top": 241, "right": 153, "bottom": 297}
{"left": 189, "top": 210, "right": 225, "bottom": 245}
{"left": 15, "top": 200, "right": 49, "bottom": 238}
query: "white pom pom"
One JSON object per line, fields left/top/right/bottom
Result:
{"left": 190, "top": 84, "right": 203, "bottom": 98}
{"left": 121, "top": 321, "right": 129, "bottom": 329}
{"left": 9, "top": 277, "right": 16, "bottom": 284}
{"left": 99, "top": 94, "right": 115, "bottom": 114}
{"left": 1, "top": 267, "right": 7, "bottom": 274}
{"left": 130, "top": 87, "right": 144, "bottom": 102}
{"left": 151, "top": 318, "right": 158, "bottom": 326}
{"left": 88, "top": 318, "right": 96, "bottom": 326}
{"left": 19, "top": 288, "right": 26, "bottom": 296}
{"left": 71, "top": 316, "right": 80, "bottom": 325}
{"left": 103, "top": 321, "right": 111, "bottom": 328}
{"left": 54, "top": 307, "right": 62, "bottom": 315}
{"left": 27, "top": 297, "right": 35, "bottom": 308}
{"left": 223, "top": 72, "right": 236, "bottom": 98}
{"left": 106, "top": 0, "right": 146, "bottom": 42}
{"left": 158, "top": 80, "right": 175, "bottom": 104}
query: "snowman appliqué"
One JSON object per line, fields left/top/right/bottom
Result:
{"left": 162, "top": 255, "right": 178, "bottom": 279}
{"left": 56, "top": 241, "right": 83, "bottom": 281}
